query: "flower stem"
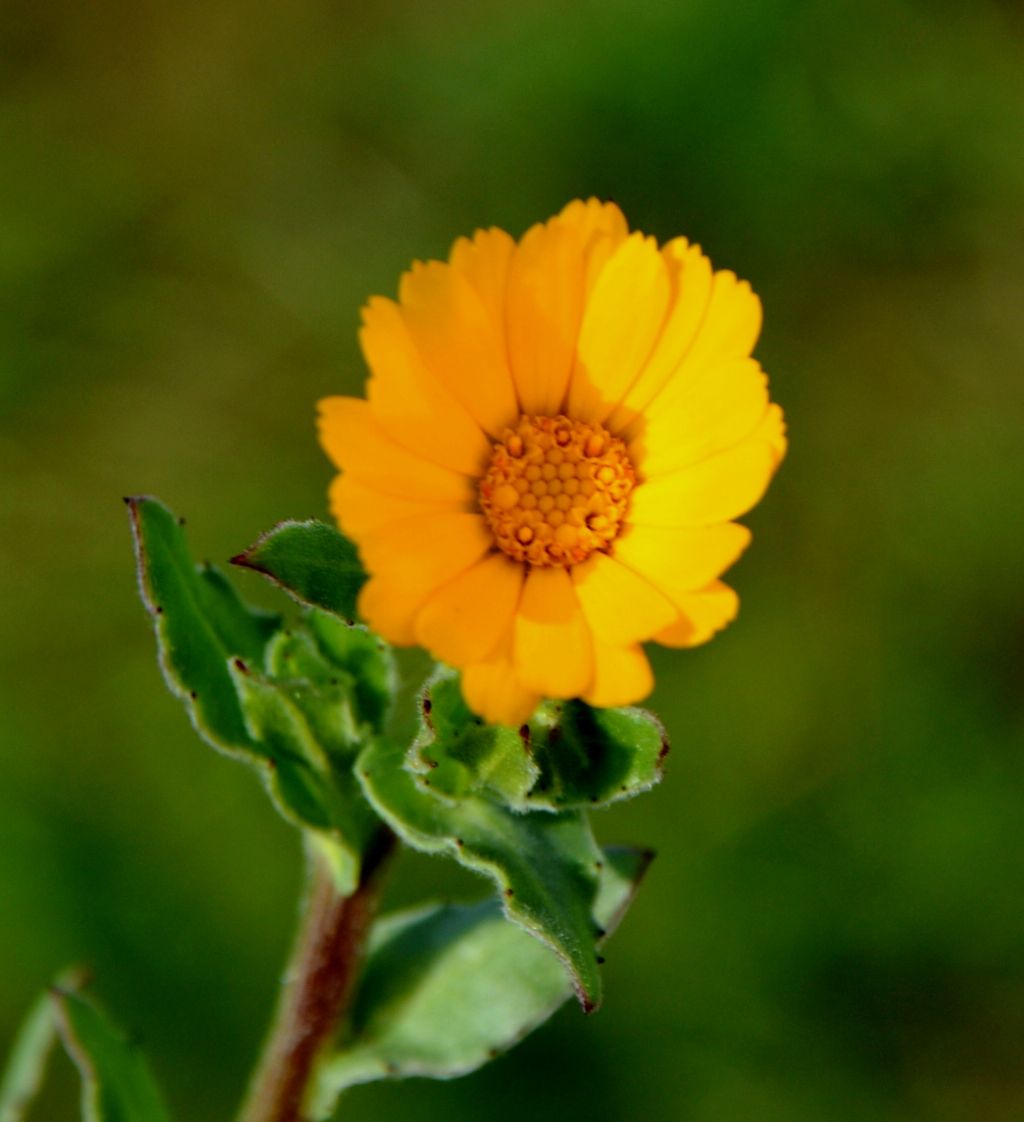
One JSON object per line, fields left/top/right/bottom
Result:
{"left": 237, "top": 829, "right": 396, "bottom": 1122}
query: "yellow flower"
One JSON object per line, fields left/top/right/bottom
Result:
{"left": 318, "top": 199, "right": 786, "bottom": 726}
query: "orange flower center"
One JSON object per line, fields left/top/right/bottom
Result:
{"left": 479, "top": 414, "right": 636, "bottom": 568}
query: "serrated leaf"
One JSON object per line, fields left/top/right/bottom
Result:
{"left": 414, "top": 670, "right": 668, "bottom": 811}
{"left": 232, "top": 520, "right": 366, "bottom": 620}
{"left": 358, "top": 737, "right": 606, "bottom": 1010}
{"left": 51, "top": 990, "right": 174, "bottom": 1122}
{"left": 0, "top": 992, "right": 57, "bottom": 1122}
{"left": 309, "top": 847, "right": 653, "bottom": 1111}
{"left": 127, "top": 496, "right": 281, "bottom": 750}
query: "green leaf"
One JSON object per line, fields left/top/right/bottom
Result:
{"left": 126, "top": 495, "right": 281, "bottom": 751}
{"left": 266, "top": 613, "right": 396, "bottom": 746}
{"left": 128, "top": 497, "right": 387, "bottom": 894}
{"left": 51, "top": 990, "right": 174, "bottom": 1122}
{"left": 525, "top": 699, "right": 668, "bottom": 810}
{"left": 0, "top": 992, "right": 57, "bottom": 1122}
{"left": 409, "top": 670, "right": 539, "bottom": 806}
{"left": 413, "top": 669, "right": 668, "bottom": 811}
{"left": 358, "top": 736, "right": 606, "bottom": 1010}
{"left": 232, "top": 519, "right": 366, "bottom": 620}
{"left": 310, "top": 847, "right": 653, "bottom": 1109}
{"left": 229, "top": 660, "right": 379, "bottom": 894}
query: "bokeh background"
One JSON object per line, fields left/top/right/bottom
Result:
{"left": 2, "top": 0, "right": 1023, "bottom": 1119}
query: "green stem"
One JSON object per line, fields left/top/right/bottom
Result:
{"left": 237, "top": 830, "right": 395, "bottom": 1122}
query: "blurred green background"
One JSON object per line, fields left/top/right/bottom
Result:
{"left": 2, "top": 0, "right": 1023, "bottom": 1118}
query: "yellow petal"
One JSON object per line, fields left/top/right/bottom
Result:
{"left": 448, "top": 226, "right": 516, "bottom": 335}
{"left": 556, "top": 197, "right": 630, "bottom": 293}
{"left": 513, "top": 566, "right": 593, "bottom": 698}
{"left": 604, "top": 238, "right": 713, "bottom": 433}
{"left": 615, "top": 267, "right": 762, "bottom": 442}
{"left": 557, "top": 197, "right": 629, "bottom": 245}
{"left": 358, "top": 511, "right": 492, "bottom": 584}
{"left": 414, "top": 553, "right": 524, "bottom": 666}
{"left": 461, "top": 645, "right": 541, "bottom": 728}
{"left": 628, "top": 358, "right": 769, "bottom": 477}
{"left": 398, "top": 260, "right": 519, "bottom": 438}
{"left": 358, "top": 576, "right": 430, "bottom": 645}
{"left": 627, "top": 428, "right": 781, "bottom": 527}
{"left": 355, "top": 512, "right": 493, "bottom": 645}
{"left": 583, "top": 641, "right": 654, "bottom": 709}
{"left": 613, "top": 521, "right": 751, "bottom": 592}
{"left": 317, "top": 397, "right": 474, "bottom": 504}
{"left": 674, "top": 268, "right": 762, "bottom": 376}
{"left": 360, "top": 297, "right": 491, "bottom": 475}
{"left": 567, "top": 233, "right": 671, "bottom": 424}
{"left": 505, "top": 219, "right": 587, "bottom": 416}
{"left": 759, "top": 403, "right": 789, "bottom": 464}
{"left": 572, "top": 552, "right": 677, "bottom": 646}
{"left": 328, "top": 475, "right": 463, "bottom": 539}
{"left": 654, "top": 581, "right": 740, "bottom": 648}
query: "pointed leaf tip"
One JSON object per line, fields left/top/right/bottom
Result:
{"left": 310, "top": 846, "right": 653, "bottom": 1109}
{"left": 231, "top": 519, "right": 367, "bottom": 620}
{"left": 357, "top": 735, "right": 606, "bottom": 1010}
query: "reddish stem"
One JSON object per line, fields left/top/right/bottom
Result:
{"left": 237, "top": 830, "right": 395, "bottom": 1122}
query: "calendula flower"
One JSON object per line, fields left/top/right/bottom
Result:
{"left": 318, "top": 199, "right": 785, "bottom": 726}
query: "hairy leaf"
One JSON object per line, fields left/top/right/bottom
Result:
{"left": 266, "top": 614, "right": 395, "bottom": 748}
{"left": 127, "top": 496, "right": 280, "bottom": 750}
{"left": 51, "top": 990, "right": 174, "bottom": 1122}
{"left": 310, "top": 848, "right": 653, "bottom": 1111}
{"left": 358, "top": 737, "right": 606, "bottom": 1009}
{"left": 232, "top": 519, "right": 366, "bottom": 620}
{"left": 128, "top": 497, "right": 385, "bottom": 893}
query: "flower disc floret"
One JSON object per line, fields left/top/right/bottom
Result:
{"left": 479, "top": 415, "right": 636, "bottom": 568}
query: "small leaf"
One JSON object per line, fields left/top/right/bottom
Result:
{"left": 232, "top": 520, "right": 366, "bottom": 620}
{"left": 309, "top": 848, "right": 653, "bottom": 1110}
{"left": 267, "top": 613, "right": 396, "bottom": 746}
{"left": 51, "top": 989, "right": 174, "bottom": 1122}
{"left": 127, "top": 496, "right": 281, "bottom": 751}
{"left": 358, "top": 736, "right": 605, "bottom": 1010}
{"left": 0, "top": 993, "right": 57, "bottom": 1122}
{"left": 409, "top": 670, "right": 539, "bottom": 805}
{"left": 414, "top": 670, "right": 668, "bottom": 811}
{"left": 525, "top": 700, "right": 668, "bottom": 810}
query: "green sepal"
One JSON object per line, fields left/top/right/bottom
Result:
{"left": 358, "top": 736, "right": 606, "bottom": 1010}
{"left": 0, "top": 992, "right": 57, "bottom": 1122}
{"left": 51, "top": 989, "right": 175, "bottom": 1122}
{"left": 232, "top": 519, "right": 366, "bottom": 621}
{"left": 309, "top": 847, "right": 653, "bottom": 1111}
{"left": 413, "top": 669, "right": 668, "bottom": 811}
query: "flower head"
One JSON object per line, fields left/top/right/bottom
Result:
{"left": 318, "top": 199, "right": 786, "bottom": 726}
